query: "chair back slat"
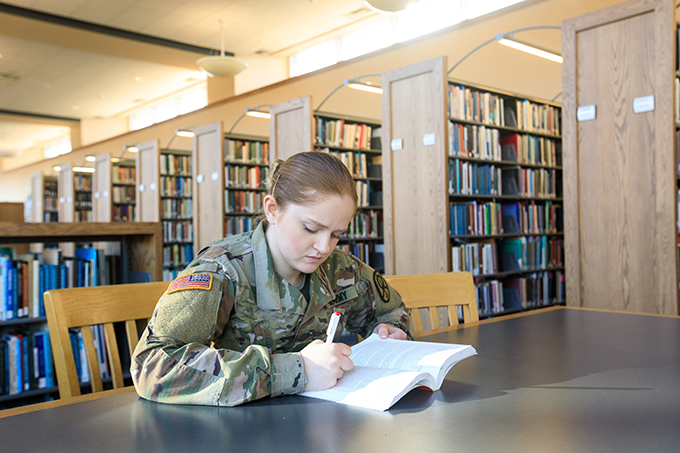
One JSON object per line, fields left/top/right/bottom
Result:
{"left": 385, "top": 272, "right": 479, "bottom": 335}
{"left": 44, "top": 281, "right": 168, "bottom": 399}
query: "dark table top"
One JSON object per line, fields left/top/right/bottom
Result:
{"left": 2, "top": 307, "right": 679, "bottom": 453}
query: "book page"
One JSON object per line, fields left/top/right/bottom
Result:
{"left": 301, "top": 366, "right": 431, "bottom": 411}
{"left": 350, "top": 334, "right": 472, "bottom": 372}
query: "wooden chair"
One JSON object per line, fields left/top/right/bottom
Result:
{"left": 384, "top": 272, "right": 479, "bottom": 335}
{"left": 44, "top": 281, "right": 168, "bottom": 399}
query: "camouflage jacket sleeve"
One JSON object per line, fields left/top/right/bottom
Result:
{"left": 342, "top": 256, "right": 411, "bottom": 339}
{"left": 130, "top": 261, "right": 306, "bottom": 407}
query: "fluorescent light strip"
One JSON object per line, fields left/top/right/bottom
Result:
{"left": 346, "top": 82, "right": 383, "bottom": 94}
{"left": 72, "top": 166, "right": 95, "bottom": 173}
{"left": 497, "top": 38, "right": 563, "bottom": 64}
{"left": 245, "top": 110, "right": 272, "bottom": 119}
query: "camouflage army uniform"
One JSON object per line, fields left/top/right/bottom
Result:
{"left": 131, "top": 222, "right": 410, "bottom": 407}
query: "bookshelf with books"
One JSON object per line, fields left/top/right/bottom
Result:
{"left": 314, "top": 112, "right": 385, "bottom": 272}
{"left": 0, "top": 221, "right": 162, "bottom": 408}
{"left": 381, "top": 56, "right": 564, "bottom": 320}
{"left": 93, "top": 154, "right": 136, "bottom": 223}
{"left": 160, "top": 149, "right": 193, "bottom": 281}
{"left": 192, "top": 122, "right": 271, "bottom": 252}
{"left": 30, "top": 172, "right": 58, "bottom": 223}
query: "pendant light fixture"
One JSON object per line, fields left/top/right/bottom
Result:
{"left": 196, "top": 20, "right": 248, "bottom": 78}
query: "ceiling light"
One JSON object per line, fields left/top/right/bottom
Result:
{"left": 245, "top": 108, "right": 271, "bottom": 119}
{"left": 85, "top": 155, "right": 96, "bottom": 162}
{"left": 176, "top": 129, "right": 195, "bottom": 138}
{"left": 496, "top": 33, "right": 563, "bottom": 63}
{"left": 110, "top": 157, "right": 121, "bottom": 163}
{"left": 53, "top": 165, "right": 61, "bottom": 172}
{"left": 73, "top": 166, "right": 95, "bottom": 173}
{"left": 125, "top": 145, "right": 139, "bottom": 153}
{"left": 345, "top": 79, "right": 383, "bottom": 94}
{"left": 197, "top": 20, "right": 248, "bottom": 78}
{"left": 362, "top": 0, "right": 420, "bottom": 14}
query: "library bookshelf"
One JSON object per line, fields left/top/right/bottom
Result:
{"left": 192, "top": 121, "right": 270, "bottom": 250}
{"left": 30, "top": 172, "right": 58, "bottom": 223}
{"left": 314, "top": 111, "right": 385, "bottom": 272}
{"left": 381, "top": 56, "right": 564, "bottom": 319}
{"left": 93, "top": 154, "right": 136, "bottom": 223}
{"left": 135, "top": 139, "right": 194, "bottom": 281}
{"left": 0, "top": 221, "right": 162, "bottom": 409}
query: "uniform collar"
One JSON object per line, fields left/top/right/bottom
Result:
{"left": 252, "top": 222, "right": 336, "bottom": 312}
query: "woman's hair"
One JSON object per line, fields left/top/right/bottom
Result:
{"left": 263, "top": 151, "right": 358, "bottom": 211}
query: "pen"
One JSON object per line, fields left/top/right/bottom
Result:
{"left": 326, "top": 311, "right": 341, "bottom": 343}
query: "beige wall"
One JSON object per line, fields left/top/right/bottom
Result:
{"left": 0, "top": 0, "right": 628, "bottom": 202}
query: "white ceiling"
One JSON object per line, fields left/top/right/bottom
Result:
{"left": 0, "top": 0, "right": 382, "bottom": 157}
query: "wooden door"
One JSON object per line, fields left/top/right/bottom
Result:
{"left": 381, "top": 56, "right": 450, "bottom": 275}
{"left": 562, "top": 0, "right": 676, "bottom": 314}
{"left": 93, "top": 153, "right": 112, "bottom": 222}
{"left": 192, "top": 121, "right": 224, "bottom": 251}
{"left": 269, "top": 96, "right": 313, "bottom": 161}
{"left": 135, "top": 140, "right": 160, "bottom": 223}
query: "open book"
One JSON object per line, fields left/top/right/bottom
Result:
{"left": 300, "top": 334, "right": 476, "bottom": 411}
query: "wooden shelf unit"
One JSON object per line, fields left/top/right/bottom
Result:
{"left": 0, "top": 221, "right": 162, "bottom": 408}
{"left": 381, "top": 56, "right": 565, "bottom": 318}
{"left": 30, "top": 173, "right": 58, "bottom": 223}
{"left": 314, "top": 111, "right": 385, "bottom": 272}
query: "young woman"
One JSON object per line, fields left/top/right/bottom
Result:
{"left": 131, "top": 151, "right": 410, "bottom": 406}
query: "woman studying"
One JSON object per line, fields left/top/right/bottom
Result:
{"left": 131, "top": 151, "right": 410, "bottom": 406}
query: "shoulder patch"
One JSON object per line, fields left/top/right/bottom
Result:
{"left": 373, "top": 270, "right": 390, "bottom": 303}
{"left": 167, "top": 273, "right": 213, "bottom": 294}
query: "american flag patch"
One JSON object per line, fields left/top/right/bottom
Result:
{"left": 167, "top": 273, "right": 213, "bottom": 294}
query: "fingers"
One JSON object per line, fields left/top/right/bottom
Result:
{"left": 373, "top": 323, "right": 408, "bottom": 340}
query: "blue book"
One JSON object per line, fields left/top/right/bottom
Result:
{"left": 75, "top": 248, "right": 98, "bottom": 287}
{"left": 44, "top": 332, "right": 54, "bottom": 388}
{"left": 35, "top": 332, "right": 46, "bottom": 389}
{"left": 21, "top": 334, "right": 29, "bottom": 391}
{"left": 7, "top": 265, "right": 16, "bottom": 321}
{"left": 59, "top": 264, "right": 67, "bottom": 289}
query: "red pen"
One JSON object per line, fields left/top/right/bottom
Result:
{"left": 326, "top": 311, "right": 341, "bottom": 343}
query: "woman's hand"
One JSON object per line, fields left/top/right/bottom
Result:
{"left": 300, "top": 340, "right": 354, "bottom": 391}
{"left": 373, "top": 323, "right": 408, "bottom": 340}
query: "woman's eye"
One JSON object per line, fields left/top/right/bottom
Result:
{"left": 303, "top": 225, "right": 316, "bottom": 234}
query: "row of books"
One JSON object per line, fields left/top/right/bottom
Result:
{"left": 0, "top": 248, "right": 116, "bottom": 321}
{"left": 74, "top": 174, "right": 92, "bottom": 192}
{"left": 475, "top": 270, "right": 564, "bottom": 316}
{"left": 319, "top": 149, "right": 372, "bottom": 180}
{"left": 225, "top": 164, "right": 268, "bottom": 190}
{"left": 337, "top": 242, "right": 385, "bottom": 270}
{"left": 345, "top": 210, "right": 383, "bottom": 240}
{"left": 450, "top": 201, "right": 503, "bottom": 236}
{"left": 160, "top": 176, "right": 192, "bottom": 198}
{"left": 503, "top": 201, "right": 563, "bottom": 235}
{"left": 225, "top": 217, "right": 260, "bottom": 236}
{"left": 449, "top": 160, "right": 503, "bottom": 196}
{"left": 163, "top": 244, "right": 194, "bottom": 269}
{"left": 112, "top": 185, "right": 135, "bottom": 204}
{"left": 112, "top": 205, "right": 135, "bottom": 222}
{"left": 1, "top": 330, "right": 54, "bottom": 396}
{"left": 448, "top": 84, "right": 506, "bottom": 127}
{"left": 518, "top": 167, "right": 559, "bottom": 199}
{"left": 163, "top": 220, "right": 193, "bottom": 243}
{"left": 162, "top": 198, "right": 192, "bottom": 220}
{"left": 42, "top": 211, "right": 58, "bottom": 222}
{"left": 514, "top": 99, "right": 561, "bottom": 136}
{"left": 225, "top": 139, "right": 269, "bottom": 165}
{"left": 112, "top": 165, "right": 135, "bottom": 185}
{"left": 500, "top": 134, "right": 561, "bottom": 167}
{"left": 314, "top": 118, "right": 374, "bottom": 150}
{"left": 451, "top": 237, "right": 563, "bottom": 276}
{"left": 74, "top": 210, "right": 92, "bottom": 222}
{"left": 74, "top": 193, "right": 92, "bottom": 208}
{"left": 225, "top": 190, "right": 262, "bottom": 215}
{"left": 448, "top": 123, "right": 502, "bottom": 161}
{"left": 160, "top": 154, "right": 191, "bottom": 177}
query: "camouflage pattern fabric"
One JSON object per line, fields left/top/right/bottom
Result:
{"left": 131, "top": 222, "right": 410, "bottom": 406}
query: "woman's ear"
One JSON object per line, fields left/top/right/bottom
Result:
{"left": 263, "top": 194, "right": 279, "bottom": 224}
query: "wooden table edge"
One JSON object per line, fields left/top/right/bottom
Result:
{"left": 0, "top": 387, "right": 137, "bottom": 419}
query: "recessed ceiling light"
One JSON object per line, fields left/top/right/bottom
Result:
{"left": 135, "top": 76, "right": 142, "bottom": 81}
